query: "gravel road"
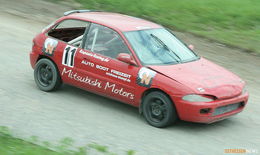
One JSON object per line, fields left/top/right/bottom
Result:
{"left": 0, "top": 0, "right": 259, "bottom": 154}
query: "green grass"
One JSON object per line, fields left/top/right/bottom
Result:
{"left": 0, "top": 137, "right": 59, "bottom": 155}
{"left": 0, "top": 126, "right": 135, "bottom": 155}
{"left": 76, "top": 0, "right": 260, "bottom": 53}
{"left": 0, "top": 127, "right": 59, "bottom": 155}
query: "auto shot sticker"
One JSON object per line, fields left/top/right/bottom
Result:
{"left": 137, "top": 67, "right": 156, "bottom": 88}
{"left": 42, "top": 38, "right": 58, "bottom": 56}
{"left": 81, "top": 59, "right": 131, "bottom": 83}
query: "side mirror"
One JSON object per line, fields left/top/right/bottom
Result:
{"left": 117, "top": 53, "right": 137, "bottom": 66}
{"left": 188, "top": 44, "right": 194, "bottom": 50}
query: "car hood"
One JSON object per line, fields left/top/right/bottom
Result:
{"left": 148, "top": 58, "right": 244, "bottom": 99}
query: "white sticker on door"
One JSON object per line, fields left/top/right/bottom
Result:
{"left": 62, "top": 45, "right": 77, "bottom": 67}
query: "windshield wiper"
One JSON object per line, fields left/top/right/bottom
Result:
{"left": 150, "top": 34, "right": 181, "bottom": 63}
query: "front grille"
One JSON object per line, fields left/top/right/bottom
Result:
{"left": 212, "top": 102, "right": 244, "bottom": 116}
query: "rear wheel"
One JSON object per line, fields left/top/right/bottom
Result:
{"left": 142, "top": 91, "right": 177, "bottom": 128}
{"left": 34, "top": 58, "right": 62, "bottom": 91}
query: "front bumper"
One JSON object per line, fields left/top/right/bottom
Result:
{"left": 173, "top": 92, "right": 249, "bottom": 123}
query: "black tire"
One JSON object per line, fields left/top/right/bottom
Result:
{"left": 34, "top": 58, "right": 62, "bottom": 92}
{"left": 142, "top": 91, "right": 177, "bottom": 128}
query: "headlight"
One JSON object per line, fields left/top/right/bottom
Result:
{"left": 182, "top": 94, "right": 215, "bottom": 102}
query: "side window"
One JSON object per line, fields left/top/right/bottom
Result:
{"left": 84, "top": 23, "right": 131, "bottom": 59}
{"left": 48, "top": 19, "right": 90, "bottom": 47}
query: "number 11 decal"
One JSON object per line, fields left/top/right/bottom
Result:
{"left": 62, "top": 45, "right": 77, "bottom": 67}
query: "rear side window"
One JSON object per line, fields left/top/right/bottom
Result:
{"left": 48, "top": 19, "right": 90, "bottom": 47}
{"left": 84, "top": 23, "right": 131, "bottom": 59}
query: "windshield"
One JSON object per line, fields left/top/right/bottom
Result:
{"left": 124, "top": 28, "right": 199, "bottom": 65}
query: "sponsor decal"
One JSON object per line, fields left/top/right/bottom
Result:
{"left": 82, "top": 60, "right": 94, "bottom": 67}
{"left": 62, "top": 45, "right": 77, "bottom": 67}
{"left": 42, "top": 38, "right": 58, "bottom": 56}
{"left": 79, "top": 50, "right": 110, "bottom": 62}
{"left": 81, "top": 60, "right": 131, "bottom": 82}
{"left": 96, "top": 64, "right": 109, "bottom": 72}
{"left": 62, "top": 67, "right": 134, "bottom": 99}
{"left": 137, "top": 67, "right": 156, "bottom": 88}
{"left": 106, "top": 70, "right": 131, "bottom": 82}
{"left": 104, "top": 82, "right": 134, "bottom": 99}
{"left": 62, "top": 67, "right": 102, "bottom": 88}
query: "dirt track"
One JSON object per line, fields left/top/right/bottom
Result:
{"left": 0, "top": 0, "right": 259, "bottom": 154}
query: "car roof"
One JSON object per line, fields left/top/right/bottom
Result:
{"left": 67, "top": 12, "right": 162, "bottom": 32}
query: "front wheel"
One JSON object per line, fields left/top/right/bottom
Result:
{"left": 34, "top": 58, "right": 62, "bottom": 92}
{"left": 142, "top": 91, "right": 177, "bottom": 128}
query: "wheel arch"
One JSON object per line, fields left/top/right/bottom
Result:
{"left": 36, "top": 55, "right": 62, "bottom": 83}
{"left": 37, "top": 55, "right": 53, "bottom": 63}
{"left": 139, "top": 88, "right": 178, "bottom": 115}
{"left": 36, "top": 55, "right": 60, "bottom": 71}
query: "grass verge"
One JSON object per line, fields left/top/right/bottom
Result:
{"left": 0, "top": 126, "right": 135, "bottom": 155}
{"left": 0, "top": 127, "right": 60, "bottom": 155}
{"left": 75, "top": 0, "right": 260, "bottom": 53}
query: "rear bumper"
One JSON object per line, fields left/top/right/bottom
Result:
{"left": 173, "top": 92, "right": 249, "bottom": 123}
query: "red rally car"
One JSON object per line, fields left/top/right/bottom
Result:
{"left": 30, "top": 10, "right": 249, "bottom": 128}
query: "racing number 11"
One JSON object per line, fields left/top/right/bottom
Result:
{"left": 62, "top": 45, "right": 77, "bottom": 67}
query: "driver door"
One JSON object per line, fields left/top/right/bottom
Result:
{"left": 78, "top": 23, "right": 140, "bottom": 104}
